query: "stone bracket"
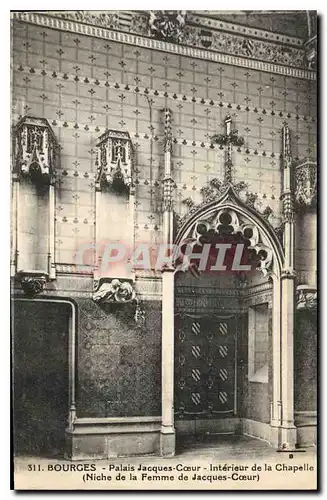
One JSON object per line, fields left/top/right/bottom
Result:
{"left": 93, "top": 278, "right": 146, "bottom": 326}
{"left": 17, "top": 270, "right": 49, "bottom": 297}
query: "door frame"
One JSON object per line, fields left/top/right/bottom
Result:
{"left": 12, "top": 297, "right": 77, "bottom": 448}
{"left": 160, "top": 187, "right": 297, "bottom": 454}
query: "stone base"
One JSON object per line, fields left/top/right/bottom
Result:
{"left": 279, "top": 426, "right": 298, "bottom": 450}
{"left": 295, "top": 411, "right": 317, "bottom": 448}
{"left": 243, "top": 419, "right": 299, "bottom": 450}
{"left": 242, "top": 418, "right": 272, "bottom": 444}
{"left": 64, "top": 416, "right": 316, "bottom": 460}
{"left": 297, "top": 425, "right": 317, "bottom": 448}
{"left": 160, "top": 427, "right": 176, "bottom": 457}
{"left": 175, "top": 417, "right": 241, "bottom": 435}
{"left": 65, "top": 417, "right": 161, "bottom": 460}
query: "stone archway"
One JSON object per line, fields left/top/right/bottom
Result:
{"left": 160, "top": 184, "right": 297, "bottom": 455}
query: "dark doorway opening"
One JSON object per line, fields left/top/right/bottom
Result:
{"left": 12, "top": 300, "right": 70, "bottom": 457}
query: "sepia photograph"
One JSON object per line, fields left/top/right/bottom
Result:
{"left": 10, "top": 8, "right": 318, "bottom": 490}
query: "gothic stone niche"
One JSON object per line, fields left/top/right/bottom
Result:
{"left": 175, "top": 208, "right": 273, "bottom": 277}
{"left": 13, "top": 116, "right": 58, "bottom": 185}
{"left": 95, "top": 130, "right": 134, "bottom": 195}
{"left": 11, "top": 116, "right": 58, "bottom": 279}
{"left": 294, "top": 158, "right": 317, "bottom": 209}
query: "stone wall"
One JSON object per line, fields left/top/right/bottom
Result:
{"left": 12, "top": 20, "right": 316, "bottom": 268}
{"left": 75, "top": 298, "right": 161, "bottom": 417}
{"left": 11, "top": 17, "right": 317, "bottom": 429}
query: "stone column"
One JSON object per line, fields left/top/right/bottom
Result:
{"left": 279, "top": 125, "right": 297, "bottom": 448}
{"left": 269, "top": 273, "right": 282, "bottom": 444}
{"left": 48, "top": 182, "right": 56, "bottom": 279}
{"left": 160, "top": 108, "right": 176, "bottom": 456}
{"left": 68, "top": 310, "right": 77, "bottom": 431}
{"left": 161, "top": 268, "right": 175, "bottom": 455}
{"left": 94, "top": 185, "right": 102, "bottom": 280}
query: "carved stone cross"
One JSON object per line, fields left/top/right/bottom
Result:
{"left": 211, "top": 114, "right": 244, "bottom": 184}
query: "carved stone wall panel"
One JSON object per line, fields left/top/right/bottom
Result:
{"left": 75, "top": 297, "right": 161, "bottom": 418}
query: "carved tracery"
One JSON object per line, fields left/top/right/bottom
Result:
{"left": 11, "top": 116, "right": 58, "bottom": 281}
{"left": 13, "top": 116, "right": 58, "bottom": 185}
{"left": 95, "top": 130, "right": 134, "bottom": 194}
{"left": 176, "top": 207, "right": 273, "bottom": 276}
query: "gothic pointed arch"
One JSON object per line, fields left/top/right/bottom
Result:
{"left": 174, "top": 183, "right": 284, "bottom": 277}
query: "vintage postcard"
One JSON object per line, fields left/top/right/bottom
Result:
{"left": 10, "top": 9, "right": 318, "bottom": 491}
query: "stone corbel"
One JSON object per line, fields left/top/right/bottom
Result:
{"left": 93, "top": 278, "right": 136, "bottom": 304}
{"left": 17, "top": 270, "right": 49, "bottom": 297}
{"left": 93, "top": 278, "right": 146, "bottom": 325}
{"left": 296, "top": 284, "right": 317, "bottom": 311}
{"left": 294, "top": 158, "right": 317, "bottom": 209}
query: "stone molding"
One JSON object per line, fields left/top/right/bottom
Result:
{"left": 12, "top": 12, "right": 316, "bottom": 80}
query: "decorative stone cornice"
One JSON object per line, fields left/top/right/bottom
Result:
{"left": 95, "top": 129, "right": 134, "bottom": 193}
{"left": 294, "top": 157, "right": 317, "bottom": 208}
{"left": 296, "top": 284, "right": 317, "bottom": 311}
{"left": 148, "top": 11, "right": 187, "bottom": 44}
{"left": 17, "top": 271, "right": 49, "bottom": 296}
{"left": 12, "top": 11, "right": 316, "bottom": 80}
{"left": 12, "top": 115, "right": 58, "bottom": 185}
{"left": 189, "top": 12, "right": 304, "bottom": 47}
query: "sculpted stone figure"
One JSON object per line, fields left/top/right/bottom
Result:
{"left": 93, "top": 279, "right": 136, "bottom": 304}
{"left": 148, "top": 11, "right": 187, "bottom": 43}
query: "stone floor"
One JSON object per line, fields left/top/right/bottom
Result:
{"left": 14, "top": 435, "right": 317, "bottom": 490}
